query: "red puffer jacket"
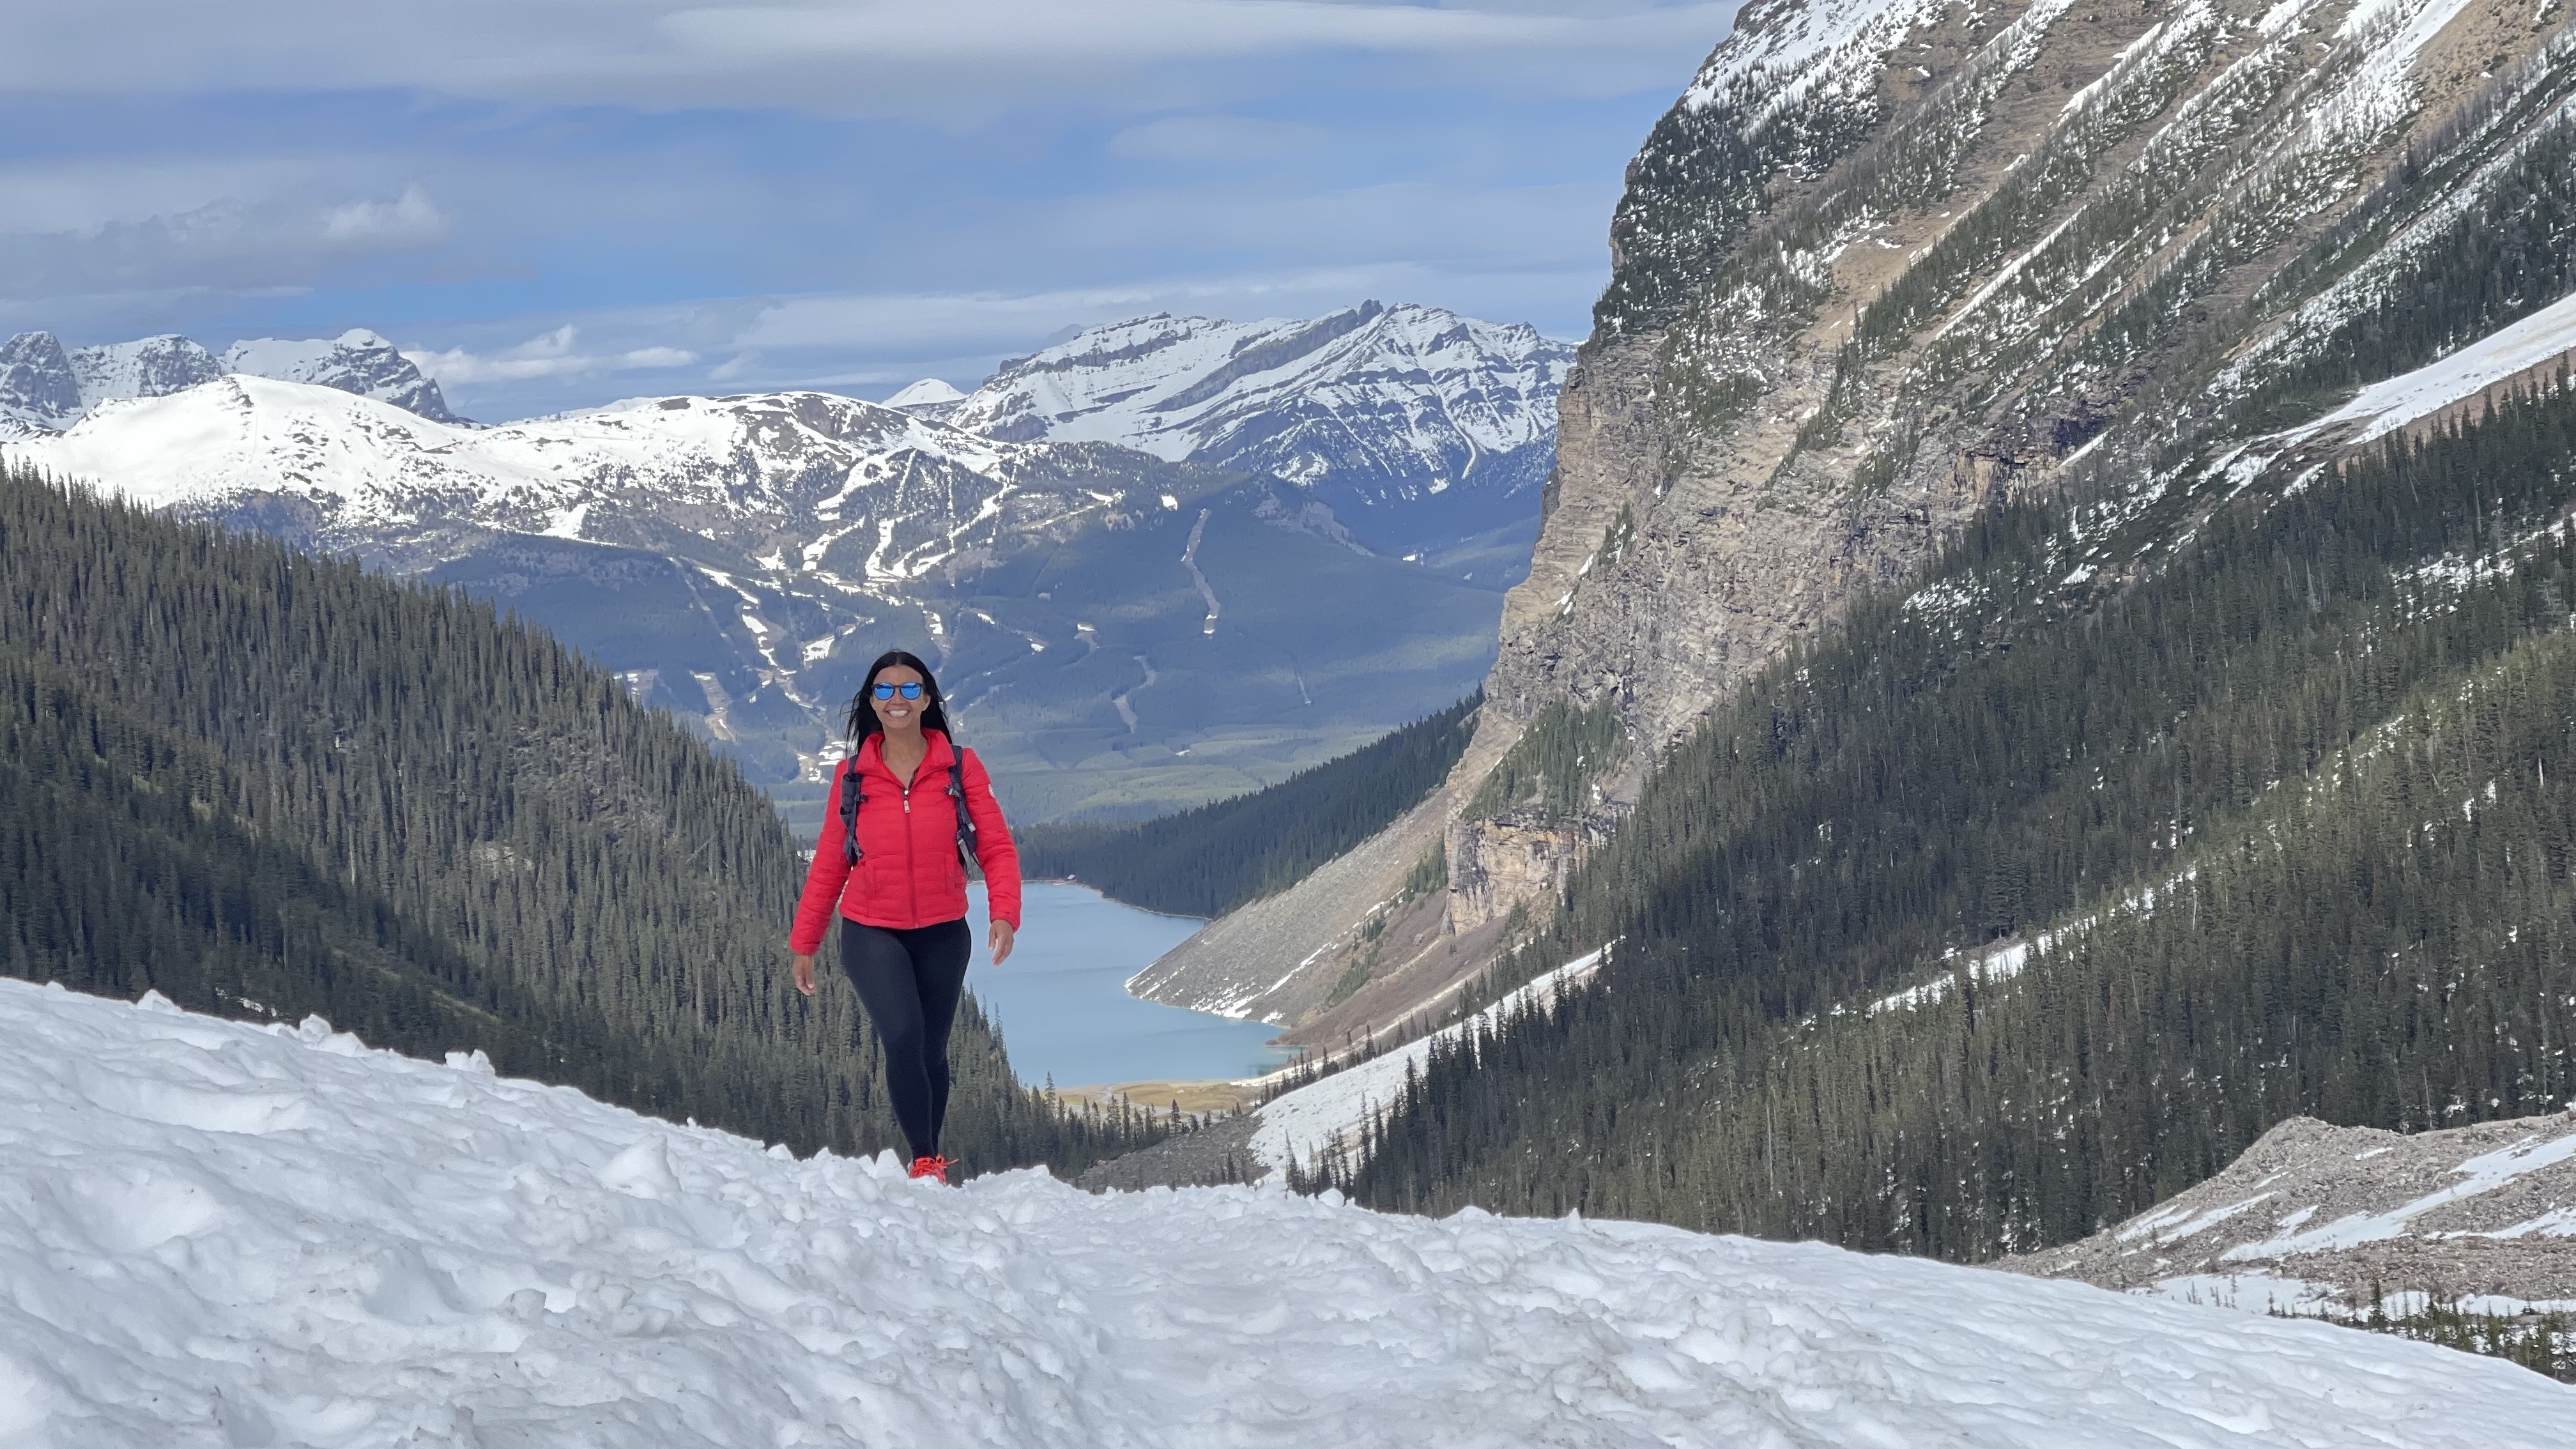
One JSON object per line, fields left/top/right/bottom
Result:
{"left": 790, "top": 730, "right": 1021, "bottom": 953}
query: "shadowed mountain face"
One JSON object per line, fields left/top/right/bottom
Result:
{"left": 4, "top": 377, "right": 1504, "bottom": 822}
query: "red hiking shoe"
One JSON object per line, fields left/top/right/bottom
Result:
{"left": 907, "top": 1154, "right": 956, "bottom": 1184}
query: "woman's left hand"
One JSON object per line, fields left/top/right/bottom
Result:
{"left": 989, "top": 920, "right": 1016, "bottom": 966}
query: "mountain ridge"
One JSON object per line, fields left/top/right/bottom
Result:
{"left": 0, "top": 326, "right": 459, "bottom": 433}
{"left": 933, "top": 301, "right": 1573, "bottom": 559}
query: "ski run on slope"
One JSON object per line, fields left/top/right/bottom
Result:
{"left": 4, "top": 979, "right": 2571, "bottom": 1448}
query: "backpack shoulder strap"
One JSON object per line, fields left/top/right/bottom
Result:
{"left": 946, "top": 746, "right": 980, "bottom": 871}
{"left": 839, "top": 750, "right": 868, "bottom": 864}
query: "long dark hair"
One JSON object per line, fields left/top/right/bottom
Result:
{"left": 845, "top": 649, "right": 953, "bottom": 744}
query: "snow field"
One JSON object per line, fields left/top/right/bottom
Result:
{"left": 2311, "top": 287, "right": 2576, "bottom": 443}
{"left": 3, "top": 978, "right": 2572, "bottom": 1448}
{"left": 1247, "top": 947, "right": 1607, "bottom": 1174}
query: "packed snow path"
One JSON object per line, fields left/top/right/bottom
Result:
{"left": 3, "top": 981, "right": 2569, "bottom": 1448}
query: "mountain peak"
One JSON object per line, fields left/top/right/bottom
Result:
{"left": 0, "top": 330, "right": 80, "bottom": 428}
{"left": 222, "top": 330, "right": 461, "bottom": 424}
{"left": 886, "top": 377, "right": 967, "bottom": 413}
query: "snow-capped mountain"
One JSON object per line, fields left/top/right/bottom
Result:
{"left": 3, "top": 375, "right": 1506, "bottom": 818}
{"left": 222, "top": 329, "right": 462, "bottom": 422}
{"left": 7, "top": 375, "right": 1123, "bottom": 576}
{"left": 9, "top": 976, "right": 2566, "bottom": 1448}
{"left": 0, "top": 326, "right": 457, "bottom": 434}
{"left": 935, "top": 302, "right": 1574, "bottom": 557}
{"left": 883, "top": 375, "right": 967, "bottom": 422}
{"left": 68, "top": 334, "right": 226, "bottom": 410}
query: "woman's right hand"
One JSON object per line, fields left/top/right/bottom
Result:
{"left": 791, "top": 951, "right": 817, "bottom": 997}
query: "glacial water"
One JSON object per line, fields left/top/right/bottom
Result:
{"left": 960, "top": 881, "right": 1292, "bottom": 1089}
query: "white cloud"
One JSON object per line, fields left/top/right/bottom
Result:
{"left": 0, "top": 1, "right": 1736, "bottom": 117}
{"left": 406, "top": 325, "right": 700, "bottom": 383}
{"left": 320, "top": 183, "right": 449, "bottom": 249}
{"left": 0, "top": 157, "right": 328, "bottom": 236}
{"left": 0, "top": 184, "right": 456, "bottom": 303}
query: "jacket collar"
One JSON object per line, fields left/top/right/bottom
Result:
{"left": 858, "top": 728, "right": 953, "bottom": 778}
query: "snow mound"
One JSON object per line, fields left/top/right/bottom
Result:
{"left": 2, "top": 978, "right": 2566, "bottom": 1448}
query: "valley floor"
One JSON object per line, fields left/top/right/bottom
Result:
{"left": 4, "top": 979, "right": 2571, "bottom": 1447}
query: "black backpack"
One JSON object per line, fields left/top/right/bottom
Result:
{"left": 841, "top": 744, "right": 980, "bottom": 873}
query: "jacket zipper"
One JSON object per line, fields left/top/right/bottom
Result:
{"left": 901, "top": 772, "right": 918, "bottom": 923}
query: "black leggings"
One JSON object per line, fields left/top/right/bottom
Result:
{"left": 840, "top": 917, "right": 974, "bottom": 1160}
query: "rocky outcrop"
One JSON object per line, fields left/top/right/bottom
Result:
{"left": 0, "top": 331, "right": 82, "bottom": 429}
{"left": 1445, "top": 814, "right": 1584, "bottom": 934}
{"left": 2001, "top": 1112, "right": 2576, "bottom": 1315}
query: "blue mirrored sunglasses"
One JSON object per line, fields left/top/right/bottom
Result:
{"left": 871, "top": 681, "right": 924, "bottom": 701}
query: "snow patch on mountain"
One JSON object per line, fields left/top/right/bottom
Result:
{"left": 2009, "top": 1112, "right": 2576, "bottom": 1334}
{"left": 1248, "top": 947, "right": 1608, "bottom": 1174}
{"left": 69, "top": 335, "right": 226, "bottom": 411}
{"left": 956, "top": 302, "right": 1561, "bottom": 464}
{"left": 1683, "top": 0, "right": 1946, "bottom": 119}
{"left": 5, "top": 976, "right": 2568, "bottom": 1448}
{"left": 2304, "top": 288, "right": 2576, "bottom": 443}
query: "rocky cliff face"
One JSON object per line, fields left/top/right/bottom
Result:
{"left": 1137, "top": 0, "right": 2576, "bottom": 1039}
{"left": 1509, "top": 0, "right": 2568, "bottom": 733}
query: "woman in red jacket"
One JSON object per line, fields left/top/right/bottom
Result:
{"left": 790, "top": 650, "right": 1021, "bottom": 1184}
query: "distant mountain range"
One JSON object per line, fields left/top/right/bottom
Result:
{"left": 0, "top": 328, "right": 460, "bottom": 433}
{"left": 1, "top": 342, "right": 1526, "bottom": 820}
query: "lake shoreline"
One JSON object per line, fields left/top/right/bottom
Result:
{"left": 1016, "top": 874, "right": 1209, "bottom": 926}
{"left": 965, "top": 881, "right": 1291, "bottom": 1088}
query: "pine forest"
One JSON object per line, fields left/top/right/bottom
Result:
{"left": 0, "top": 464, "right": 1163, "bottom": 1174}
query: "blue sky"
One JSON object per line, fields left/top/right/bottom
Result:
{"left": 0, "top": 1, "right": 1737, "bottom": 421}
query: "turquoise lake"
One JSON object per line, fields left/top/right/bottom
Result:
{"left": 960, "top": 882, "right": 1293, "bottom": 1089}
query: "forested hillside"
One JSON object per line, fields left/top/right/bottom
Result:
{"left": 1016, "top": 693, "right": 1478, "bottom": 917}
{"left": 1338, "top": 366, "right": 2576, "bottom": 1253}
{"left": 0, "top": 464, "right": 1158, "bottom": 1174}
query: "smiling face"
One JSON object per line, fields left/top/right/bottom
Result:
{"left": 870, "top": 663, "right": 929, "bottom": 737}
